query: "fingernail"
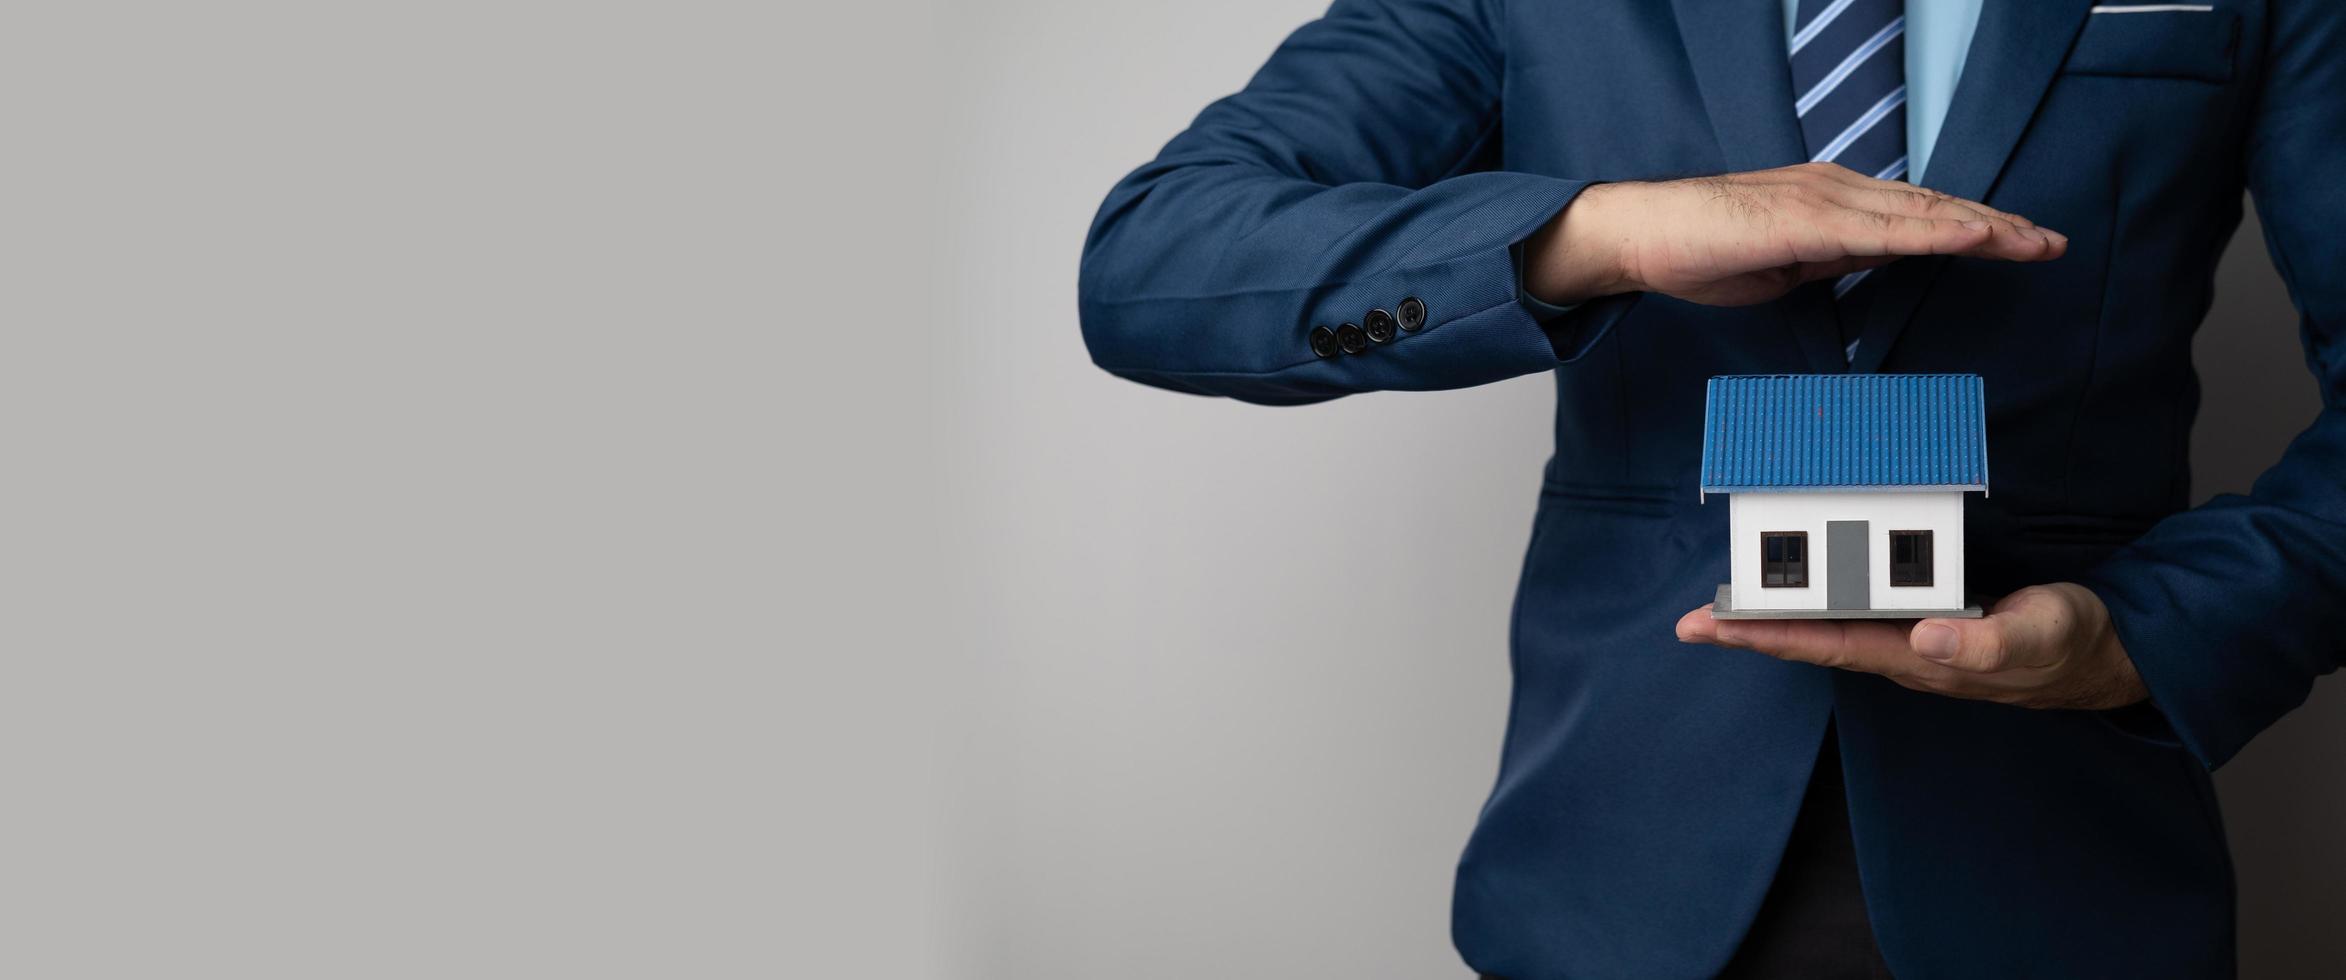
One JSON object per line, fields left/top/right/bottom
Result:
{"left": 1961, "top": 220, "right": 1989, "bottom": 231}
{"left": 2043, "top": 229, "right": 2068, "bottom": 246}
{"left": 1914, "top": 624, "right": 1960, "bottom": 662}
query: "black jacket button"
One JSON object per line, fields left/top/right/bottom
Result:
{"left": 1397, "top": 296, "right": 1426, "bottom": 332}
{"left": 1337, "top": 322, "right": 1370, "bottom": 354}
{"left": 1363, "top": 308, "right": 1397, "bottom": 343}
{"left": 1308, "top": 325, "right": 1340, "bottom": 358}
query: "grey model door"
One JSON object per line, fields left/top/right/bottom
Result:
{"left": 1827, "top": 520, "right": 1870, "bottom": 610}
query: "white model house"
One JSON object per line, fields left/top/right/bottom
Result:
{"left": 1701, "top": 374, "right": 1986, "bottom": 619}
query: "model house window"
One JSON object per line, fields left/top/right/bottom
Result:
{"left": 1760, "top": 532, "right": 1807, "bottom": 587}
{"left": 1890, "top": 530, "right": 1934, "bottom": 587}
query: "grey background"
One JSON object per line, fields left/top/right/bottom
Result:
{"left": 10, "top": 3, "right": 942, "bottom": 978}
{"left": 937, "top": 1, "right": 2344, "bottom": 978}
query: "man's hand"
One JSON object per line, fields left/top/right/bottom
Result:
{"left": 1523, "top": 162, "right": 2068, "bottom": 307}
{"left": 1673, "top": 583, "right": 2150, "bottom": 711}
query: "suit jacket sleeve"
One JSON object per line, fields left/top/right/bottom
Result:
{"left": 1077, "top": 0, "right": 1622, "bottom": 405}
{"left": 2080, "top": 0, "right": 2346, "bottom": 770}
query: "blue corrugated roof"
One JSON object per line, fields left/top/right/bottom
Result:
{"left": 1700, "top": 374, "right": 1988, "bottom": 493}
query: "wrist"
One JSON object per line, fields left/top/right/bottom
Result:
{"left": 1523, "top": 182, "right": 1641, "bottom": 305}
{"left": 2058, "top": 582, "right": 2149, "bottom": 709}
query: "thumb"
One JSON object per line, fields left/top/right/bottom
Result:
{"left": 1910, "top": 589, "right": 2069, "bottom": 673}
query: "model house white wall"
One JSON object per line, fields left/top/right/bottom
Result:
{"left": 1727, "top": 491, "right": 1966, "bottom": 612}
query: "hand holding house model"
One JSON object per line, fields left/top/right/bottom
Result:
{"left": 1703, "top": 374, "right": 1986, "bottom": 620}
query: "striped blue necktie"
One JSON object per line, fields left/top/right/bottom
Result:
{"left": 1789, "top": 0, "right": 1906, "bottom": 361}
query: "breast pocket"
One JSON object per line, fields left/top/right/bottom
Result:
{"left": 2062, "top": 5, "right": 2241, "bottom": 83}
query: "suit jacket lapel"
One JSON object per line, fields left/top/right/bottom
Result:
{"left": 1670, "top": 0, "right": 1807, "bottom": 172}
{"left": 1848, "top": 0, "right": 2096, "bottom": 373}
{"left": 1672, "top": 0, "right": 1849, "bottom": 373}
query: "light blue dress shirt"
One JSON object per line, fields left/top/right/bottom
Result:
{"left": 1785, "top": 0, "right": 1982, "bottom": 184}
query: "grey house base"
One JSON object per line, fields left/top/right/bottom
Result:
{"left": 1709, "top": 584, "right": 1983, "bottom": 620}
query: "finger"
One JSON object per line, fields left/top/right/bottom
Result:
{"left": 1914, "top": 188, "right": 2037, "bottom": 228}
{"left": 1834, "top": 207, "right": 2066, "bottom": 263}
{"left": 1844, "top": 186, "right": 2066, "bottom": 256}
{"left": 1699, "top": 613, "right": 1925, "bottom": 677}
{"left": 1797, "top": 164, "right": 2065, "bottom": 254}
{"left": 1913, "top": 197, "right": 2066, "bottom": 258}
{"left": 1910, "top": 589, "right": 2069, "bottom": 673}
{"left": 1676, "top": 604, "right": 1720, "bottom": 642}
{"left": 1813, "top": 209, "right": 1999, "bottom": 260}
{"left": 1679, "top": 604, "right": 2034, "bottom": 704}
{"left": 1801, "top": 163, "right": 2041, "bottom": 229}
{"left": 1923, "top": 192, "right": 2050, "bottom": 238}
{"left": 1909, "top": 618, "right": 2011, "bottom": 672}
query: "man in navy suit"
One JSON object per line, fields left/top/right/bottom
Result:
{"left": 1079, "top": 0, "right": 2345, "bottom": 976}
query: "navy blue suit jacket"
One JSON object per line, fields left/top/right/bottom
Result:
{"left": 1078, "top": 1, "right": 2346, "bottom": 976}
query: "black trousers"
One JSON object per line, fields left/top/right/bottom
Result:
{"left": 1483, "top": 729, "right": 1893, "bottom": 980}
